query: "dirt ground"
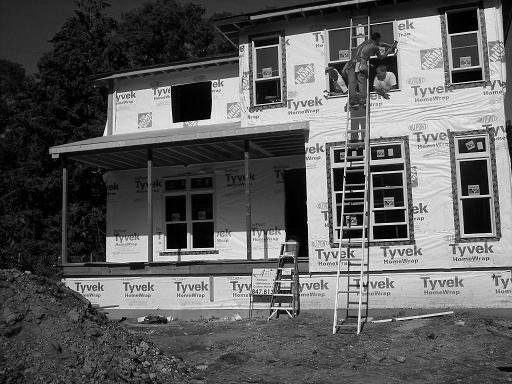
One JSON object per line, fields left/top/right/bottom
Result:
{"left": 128, "top": 311, "right": 512, "bottom": 384}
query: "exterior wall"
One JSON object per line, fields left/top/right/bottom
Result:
{"left": 112, "top": 64, "right": 240, "bottom": 133}
{"left": 64, "top": 269, "right": 512, "bottom": 311}
{"left": 104, "top": 156, "right": 303, "bottom": 262}
{"left": 91, "top": 0, "right": 512, "bottom": 311}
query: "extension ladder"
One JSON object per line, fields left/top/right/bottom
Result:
{"left": 332, "top": 16, "right": 371, "bottom": 335}
{"left": 269, "top": 241, "right": 300, "bottom": 320}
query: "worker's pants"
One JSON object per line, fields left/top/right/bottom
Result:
{"left": 347, "top": 67, "right": 368, "bottom": 105}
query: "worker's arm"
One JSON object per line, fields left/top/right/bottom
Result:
{"left": 375, "top": 41, "right": 398, "bottom": 59}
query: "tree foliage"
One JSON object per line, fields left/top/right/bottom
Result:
{"left": 0, "top": 0, "right": 235, "bottom": 276}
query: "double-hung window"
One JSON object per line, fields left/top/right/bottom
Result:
{"left": 445, "top": 8, "right": 484, "bottom": 84}
{"left": 325, "top": 21, "right": 399, "bottom": 95}
{"left": 251, "top": 35, "right": 284, "bottom": 105}
{"left": 329, "top": 140, "right": 410, "bottom": 243}
{"left": 164, "top": 176, "right": 215, "bottom": 250}
{"left": 453, "top": 134, "right": 496, "bottom": 237}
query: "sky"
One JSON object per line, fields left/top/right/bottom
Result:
{"left": 0, "top": 0, "right": 323, "bottom": 73}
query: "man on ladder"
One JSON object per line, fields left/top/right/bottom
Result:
{"left": 343, "top": 32, "right": 397, "bottom": 109}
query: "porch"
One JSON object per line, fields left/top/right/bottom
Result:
{"left": 49, "top": 121, "right": 310, "bottom": 277}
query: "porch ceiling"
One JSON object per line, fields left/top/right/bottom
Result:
{"left": 49, "top": 121, "right": 309, "bottom": 170}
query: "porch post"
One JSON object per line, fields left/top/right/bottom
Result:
{"left": 244, "top": 140, "right": 252, "bottom": 260}
{"left": 61, "top": 158, "right": 68, "bottom": 265}
{"left": 147, "top": 147, "right": 153, "bottom": 263}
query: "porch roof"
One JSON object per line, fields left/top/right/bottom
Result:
{"left": 49, "top": 121, "right": 309, "bottom": 170}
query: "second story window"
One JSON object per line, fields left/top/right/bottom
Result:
{"left": 445, "top": 8, "right": 484, "bottom": 84}
{"left": 172, "top": 81, "right": 212, "bottom": 123}
{"left": 251, "top": 35, "right": 284, "bottom": 106}
{"left": 325, "top": 21, "right": 399, "bottom": 96}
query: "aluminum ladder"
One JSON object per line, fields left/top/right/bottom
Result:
{"left": 269, "top": 241, "right": 300, "bottom": 320}
{"left": 332, "top": 16, "right": 371, "bottom": 335}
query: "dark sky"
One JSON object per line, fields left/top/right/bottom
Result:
{"left": 0, "top": 0, "right": 322, "bottom": 73}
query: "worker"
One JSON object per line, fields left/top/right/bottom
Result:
{"left": 373, "top": 64, "right": 397, "bottom": 99}
{"left": 343, "top": 32, "right": 397, "bottom": 109}
{"left": 325, "top": 67, "right": 348, "bottom": 95}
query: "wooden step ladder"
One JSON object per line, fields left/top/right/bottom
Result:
{"left": 332, "top": 15, "right": 371, "bottom": 335}
{"left": 269, "top": 241, "right": 300, "bottom": 320}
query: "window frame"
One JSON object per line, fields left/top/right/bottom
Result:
{"left": 163, "top": 175, "right": 216, "bottom": 251}
{"left": 453, "top": 135, "right": 495, "bottom": 238}
{"left": 250, "top": 34, "right": 284, "bottom": 107}
{"left": 327, "top": 138, "right": 413, "bottom": 246}
{"left": 444, "top": 7, "right": 485, "bottom": 85}
{"left": 324, "top": 20, "right": 401, "bottom": 98}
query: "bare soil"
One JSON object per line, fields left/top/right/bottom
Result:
{"left": 129, "top": 311, "right": 512, "bottom": 384}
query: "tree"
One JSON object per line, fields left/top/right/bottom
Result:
{"left": 0, "top": 0, "right": 236, "bottom": 276}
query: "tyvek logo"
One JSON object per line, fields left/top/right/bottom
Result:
{"left": 153, "top": 86, "right": 171, "bottom": 100}
{"left": 226, "top": 102, "right": 241, "bottom": 119}
{"left": 114, "top": 231, "right": 141, "bottom": 247}
{"left": 138, "top": 112, "right": 152, "bottom": 129}
{"left": 106, "top": 182, "right": 119, "bottom": 196}
{"left": 488, "top": 41, "right": 505, "bottom": 62}
{"left": 397, "top": 19, "right": 414, "bottom": 37}
{"left": 412, "top": 202, "right": 428, "bottom": 222}
{"left": 420, "top": 48, "right": 443, "bottom": 70}
{"left": 421, "top": 276, "right": 463, "bottom": 295}
{"left": 230, "top": 280, "right": 251, "bottom": 298}
{"left": 175, "top": 281, "right": 208, "bottom": 298}
{"left": 287, "top": 96, "right": 323, "bottom": 116}
{"left": 74, "top": 282, "right": 104, "bottom": 299}
{"left": 305, "top": 143, "right": 324, "bottom": 162}
{"left": 315, "top": 248, "right": 356, "bottom": 268}
{"left": 354, "top": 277, "right": 395, "bottom": 296}
{"left": 450, "top": 242, "right": 493, "bottom": 263}
{"left": 299, "top": 279, "right": 329, "bottom": 298}
{"left": 411, "top": 84, "right": 453, "bottom": 103}
{"left": 116, "top": 91, "right": 136, "bottom": 104}
{"left": 225, "top": 172, "right": 254, "bottom": 187}
{"left": 135, "top": 178, "right": 162, "bottom": 193}
{"left": 295, "top": 63, "right": 315, "bottom": 84}
{"left": 381, "top": 245, "right": 421, "bottom": 266}
{"left": 483, "top": 80, "right": 506, "bottom": 96}
{"left": 123, "top": 282, "right": 154, "bottom": 298}
{"left": 312, "top": 32, "right": 324, "bottom": 48}
{"left": 492, "top": 274, "right": 512, "bottom": 294}
{"left": 412, "top": 130, "right": 448, "bottom": 148}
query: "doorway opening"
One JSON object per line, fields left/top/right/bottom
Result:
{"left": 284, "top": 168, "right": 308, "bottom": 258}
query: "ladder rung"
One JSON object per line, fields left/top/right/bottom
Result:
{"left": 273, "top": 293, "right": 293, "bottom": 296}
{"left": 348, "top": 301, "right": 367, "bottom": 305}
{"left": 342, "top": 212, "right": 364, "bottom": 215}
{"left": 345, "top": 168, "right": 364, "bottom": 173}
{"left": 338, "top": 290, "right": 360, "bottom": 294}
{"left": 342, "top": 225, "right": 364, "bottom": 229}
{"left": 344, "top": 197, "right": 364, "bottom": 201}
{"left": 348, "top": 116, "right": 367, "bottom": 120}
{"left": 270, "top": 306, "right": 293, "bottom": 310}
{"left": 346, "top": 183, "right": 365, "bottom": 187}
{"left": 344, "top": 189, "right": 365, "bottom": 193}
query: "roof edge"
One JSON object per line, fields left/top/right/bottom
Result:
{"left": 92, "top": 54, "right": 239, "bottom": 83}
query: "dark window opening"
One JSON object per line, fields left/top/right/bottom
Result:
{"left": 462, "top": 198, "right": 492, "bottom": 234}
{"left": 172, "top": 81, "right": 212, "bottom": 123}
{"left": 255, "top": 79, "right": 281, "bottom": 104}
{"left": 447, "top": 9, "right": 478, "bottom": 33}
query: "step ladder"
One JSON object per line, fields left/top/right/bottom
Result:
{"left": 332, "top": 16, "right": 371, "bottom": 335}
{"left": 269, "top": 241, "right": 300, "bottom": 320}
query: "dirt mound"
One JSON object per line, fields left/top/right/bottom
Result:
{"left": 0, "top": 269, "right": 195, "bottom": 383}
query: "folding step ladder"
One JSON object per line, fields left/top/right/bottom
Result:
{"left": 332, "top": 16, "right": 371, "bottom": 335}
{"left": 269, "top": 241, "right": 300, "bottom": 320}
